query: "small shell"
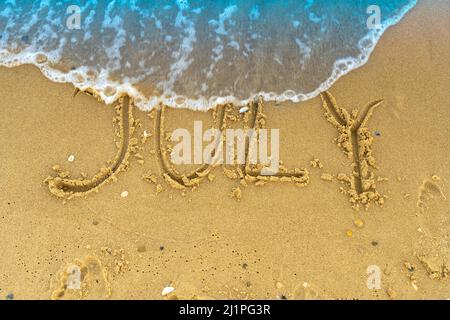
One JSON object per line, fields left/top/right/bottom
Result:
{"left": 239, "top": 106, "right": 249, "bottom": 114}
{"left": 68, "top": 155, "right": 75, "bottom": 162}
{"left": 161, "top": 286, "right": 175, "bottom": 296}
{"left": 120, "top": 191, "right": 129, "bottom": 198}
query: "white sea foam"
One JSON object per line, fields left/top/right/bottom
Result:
{"left": 0, "top": 0, "right": 418, "bottom": 112}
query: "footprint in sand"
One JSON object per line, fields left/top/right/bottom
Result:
{"left": 51, "top": 256, "right": 111, "bottom": 300}
{"left": 416, "top": 176, "right": 447, "bottom": 212}
{"left": 415, "top": 176, "right": 449, "bottom": 280}
{"left": 51, "top": 247, "right": 129, "bottom": 300}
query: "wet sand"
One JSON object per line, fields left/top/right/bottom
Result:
{"left": 0, "top": 0, "right": 448, "bottom": 299}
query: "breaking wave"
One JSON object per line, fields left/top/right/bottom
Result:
{"left": 0, "top": 0, "right": 417, "bottom": 110}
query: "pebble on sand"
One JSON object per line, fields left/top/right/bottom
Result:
{"left": 239, "top": 106, "right": 249, "bottom": 113}
{"left": 121, "top": 191, "right": 129, "bottom": 198}
{"left": 68, "top": 155, "right": 75, "bottom": 162}
{"left": 162, "top": 286, "right": 175, "bottom": 296}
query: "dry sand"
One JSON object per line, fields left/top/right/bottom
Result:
{"left": 0, "top": 0, "right": 449, "bottom": 299}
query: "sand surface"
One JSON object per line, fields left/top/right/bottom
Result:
{"left": 0, "top": 0, "right": 449, "bottom": 299}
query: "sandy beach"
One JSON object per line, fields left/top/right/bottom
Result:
{"left": 0, "top": 0, "right": 448, "bottom": 300}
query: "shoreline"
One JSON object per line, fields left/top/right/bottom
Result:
{"left": 0, "top": 1, "right": 419, "bottom": 112}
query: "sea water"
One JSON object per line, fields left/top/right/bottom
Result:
{"left": 0, "top": 0, "right": 417, "bottom": 111}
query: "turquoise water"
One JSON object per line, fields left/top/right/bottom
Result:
{"left": 0, "top": 0, "right": 417, "bottom": 110}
